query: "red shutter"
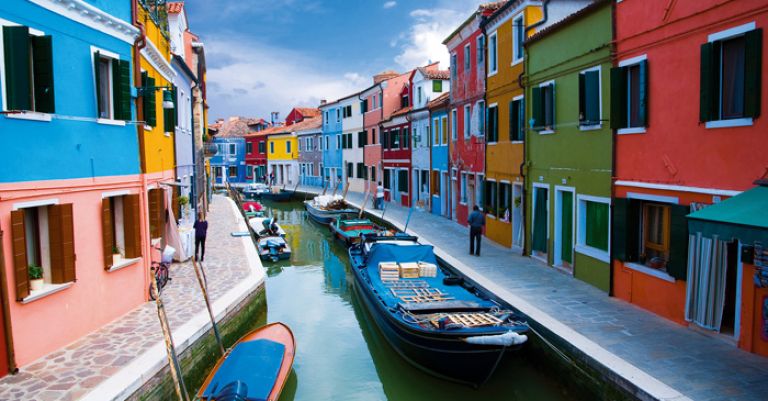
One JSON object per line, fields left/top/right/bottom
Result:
{"left": 10, "top": 211, "right": 29, "bottom": 301}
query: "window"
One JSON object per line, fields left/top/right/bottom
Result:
{"left": 358, "top": 131, "right": 367, "bottom": 147}
{"left": 347, "top": 162, "right": 353, "bottom": 179}
{"left": 476, "top": 175, "right": 484, "bottom": 210}
{"left": 356, "top": 163, "right": 366, "bottom": 179}
{"left": 325, "top": 136, "right": 329, "bottom": 150}
{"left": 324, "top": 111, "right": 328, "bottom": 124}
{"left": 464, "top": 44, "right": 471, "bottom": 71}
{"left": 336, "top": 109, "right": 340, "bottom": 122}
{"left": 420, "top": 170, "right": 429, "bottom": 195}
{"left": 485, "top": 180, "right": 497, "bottom": 216}
{"left": 96, "top": 57, "right": 112, "bottom": 118}
{"left": 383, "top": 169, "right": 391, "bottom": 189}
{"left": 228, "top": 143, "right": 236, "bottom": 155}
{"left": 510, "top": 97, "right": 525, "bottom": 141}
{"left": 643, "top": 203, "right": 670, "bottom": 266}
{"left": 488, "top": 32, "right": 498, "bottom": 74}
{"left": 576, "top": 196, "right": 610, "bottom": 262}
{"left": 336, "top": 134, "right": 341, "bottom": 149}
{"left": 532, "top": 82, "right": 555, "bottom": 131}
{"left": 162, "top": 86, "right": 178, "bottom": 133}
{"left": 370, "top": 166, "right": 376, "bottom": 182}
{"left": 433, "top": 80, "right": 442, "bottom": 92}
{"left": 398, "top": 169, "right": 409, "bottom": 193}
{"left": 360, "top": 99, "right": 368, "bottom": 113}
{"left": 477, "top": 35, "right": 485, "bottom": 65}
{"left": 247, "top": 165, "right": 254, "bottom": 177}
{"left": 2, "top": 26, "right": 55, "bottom": 114}
{"left": 413, "top": 126, "right": 419, "bottom": 146}
{"left": 433, "top": 118, "right": 440, "bottom": 146}
{"left": 513, "top": 15, "right": 524, "bottom": 64}
{"left": 487, "top": 105, "right": 498, "bottom": 142}
{"left": 451, "top": 53, "right": 458, "bottom": 81}
{"left": 579, "top": 67, "right": 601, "bottom": 127}
{"left": 499, "top": 183, "right": 512, "bottom": 222}
{"left": 460, "top": 172, "right": 467, "bottom": 203}
{"left": 700, "top": 25, "right": 761, "bottom": 125}
{"left": 214, "top": 167, "right": 222, "bottom": 177}
{"left": 417, "top": 87, "right": 422, "bottom": 105}
{"left": 10, "top": 204, "right": 77, "bottom": 300}
{"left": 372, "top": 95, "right": 377, "bottom": 109}
{"left": 246, "top": 142, "right": 253, "bottom": 154}
{"left": 229, "top": 166, "right": 237, "bottom": 177}
{"left": 612, "top": 57, "right": 647, "bottom": 131}
{"left": 217, "top": 143, "right": 225, "bottom": 154}
{"left": 464, "top": 105, "right": 471, "bottom": 138}
{"left": 347, "top": 133, "right": 353, "bottom": 149}
{"left": 342, "top": 105, "right": 352, "bottom": 118}
{"left": 286, "top": 141, "right": 291, "bottom": 154}
{"left": 392, "top": 129, "right": 400, "bottom": 148}
{"left": 403, "top": 127, "right": 410, "bottom": 149}
{"left": 372, "top": 128, "right": 377, "bottom": 145}
{"left": 451, "top": 109, "right": 457, "bottom": 140}
{"left": 258, "top": 142, "right": 266, "bottom": 153}
{"left": 270, "top": 142, "right": 274, "bottom": 153}
{"left": 101, "top": 194, "right": 142, "bottom": 270}
{"left": 401, "top": 93, "right": 409, "bottom": 108}
{"left": 441, "top": 116, "right": 448, "bottom": 145}
{"left": 478, "top": 100, "right": 486, "bottom": 137}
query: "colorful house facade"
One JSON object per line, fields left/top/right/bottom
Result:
{"left": 208, "top": 117, "right": 251, "bottom": 186}
{"left": 340, "top": 94, "right": 366, "bottom": 193}
{"left": 525, "top": 0, "right": 613, "bottom": 292}
{"left": 0, "top": 0, "right": 145, "bottom": 371}
{"left": 296, "top": 117, "right": 323, "bottom": 187}
{"left": 429, "top": 93, "right": 451, "bottom": 218}
{"left": 482, "top": 1, "right": 544, "bottom": 250}
{"left": 267, "top": 126, "right": 299, "bottom": 187}
{"left": 382, "top": 104, "right": 412, "bottom": 206}
{"left": 320, "top": 101, "right": 343, "bottom": 190}
{"left": 612, "top": 0, "right": 768, "bottom": 356}
{"left": 245, "top": 129, "right": 269, "bottom": 183}
{"left": 286, "top": 107, "right": 320, "bottom": 126}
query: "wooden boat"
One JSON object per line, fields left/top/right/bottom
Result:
{"left": 197, "top": 322, "right": 295, "bottom": 401}
{"left": 348, "top": 234, "right": 529, "bottom": 387}
{"left": 304, "top": 196, "right": 356, "bottom": 225}
{"left": 257, "top": 235, "right": 291, "bottom": 262}
{"left": 261, "top": 187, "right": 294, "bottom": 202}
{"left": 249, "top": 217, "right": 286, "bottom": 237}
{"left": 243, "top": 183, "right": 269, "bottom": 199}
{"left": 329, "top": 217, "right": 389, "bottom": 245}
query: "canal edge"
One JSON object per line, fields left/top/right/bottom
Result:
{"left": 79, "top": 196, "right": 267, "bottom": 401}
{"left": 296, "top": 187, "right": 691, "bottom": 401}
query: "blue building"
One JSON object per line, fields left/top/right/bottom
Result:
{"left": 208, "top": 117, "right": 260, "bottom": 186}
{"left": 171, "top": 55, "right": 196, "bottom": 216}
{"left": 319, "top": 101, "right": 343, "bottom": 190}
{"left": 0, "top": 0, "right": 148, "bottom": 371}
{"left": 428, "top": 93, "right": 450, "bottom": 217}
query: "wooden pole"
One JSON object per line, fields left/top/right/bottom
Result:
{"left": 331, "top": 179, "right": 339, "bottom": 196}
{"left": 192, "top": 260, "right": 225, "bottom": 356}
{"left": 151, "top": 274, "right": 190, "bottom": 401}
{"left": 0, "top": 231, "right": 17, "bottom": 374}
{"left": 359, "top": 188, "right": 371, "bottom": 219}
{"left": 321, "top": 181, "right": 328, "bottom": 195}
{"left": 341, "top": 180, "right": 350, "bottom": 201}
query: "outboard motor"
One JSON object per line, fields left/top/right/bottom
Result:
{"left": 214, "top": 380, "right": 248, "bottom": 401}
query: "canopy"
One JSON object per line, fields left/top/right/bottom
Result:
{"left": 201, "top": 339, "right": 284, "bottom": 401}
{"left": 687, "top": 185, "right": 768, "bottom": 244}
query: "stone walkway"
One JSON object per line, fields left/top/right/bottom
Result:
{"left": 0, "top": 195, "right": 255, "bottom": 401}
{"left": 299, "top": 185, "right": 768, "bottom": 401}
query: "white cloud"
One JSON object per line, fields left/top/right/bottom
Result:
{"left": 204, "top": 36, "right": 368, "bottom": 121}
{"left": 383, "top": 1, "right": 397, "bottom": 9}
{"left": 393, "top": 1, "right": 484, "bottom": 70}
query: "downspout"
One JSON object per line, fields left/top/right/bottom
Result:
{"left": 190, "top": 81, "right": 197, "bottom": 211}
{"left": 0, "top": 231, "right": 18, "bottom": 374}
{"left": 519, "top": 0, "right": 551, "bottom": 255}
{"left": 608, "top": 0, "right": 617, "bottom": 297}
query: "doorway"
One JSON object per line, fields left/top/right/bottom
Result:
{"left": 441, "top": 171, "right": 449, "bottom": 218}
{"left": 512, "top": 183, "right": 524, "bottom": 248}
{"left": 554, "top": 187, "right": 574, "bottom": 272}
{"left": 531, "top": 184, "right": 549, "bottom": 261}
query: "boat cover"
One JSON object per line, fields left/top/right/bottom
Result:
{"left": 201, "top": 339, "right": 285, "bottom": 401}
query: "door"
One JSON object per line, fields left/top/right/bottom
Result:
{"left": 451, "top": 170, "right": 457, "bottom": 220}
{"left": 512, "top": 183, "right": 523, "bottom": 248}
{"left": 532, "top": 186, "right": 549, "bottom": 258}
{"left": 441, "top": 172, "right": 449, "bottom": 217}
{"left": 467, "top": 174, "right": 476, "bottom": 209}
{"left": 558, "top": 190, "right": 574, "bottom": 269}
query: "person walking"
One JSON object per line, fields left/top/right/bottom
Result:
{"left": 375, "top": 181, "right": 385, "bottom": 210}
{"left": 468, "top": 205, "right": 485, "bottom": 256}
{"left": 194, "top": 212, "right": 208, "bottom": 261}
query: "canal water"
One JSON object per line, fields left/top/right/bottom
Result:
{"left": 259, "top": 200, "right": 583, "bottom": 401}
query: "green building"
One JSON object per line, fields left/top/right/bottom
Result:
{"left": 524, "top": 0, "right": 613, "bottom": 292}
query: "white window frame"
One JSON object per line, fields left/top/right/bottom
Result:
{"left": 538, "top": 80, "right": 556, "bottom": 134}
{"left": 579, "top": 65, "right": 603, "bottom": 131}
{"left": 575, "top": 194, "right": 611, "bottom": 263}
{"left": 463, "top": 104, "right": 471, "bottom": 139}
{"left": 512, "top": 14, "right": 525, "bottom": 66}
{"left": 553, "top": 185, "right": 576, "bottom": 269}
{"left": 451, "top": 109, "right": 458, "bottom": 141}
{"left": 617, "top": 54, "right": 648, "bottom": 134}
{"left": 0, "top": 20, "right": 52, "bottom": 121}
{"left": 488, "top": 31, "right": 498, "bottom": 76}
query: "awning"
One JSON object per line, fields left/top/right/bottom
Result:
{"left": 687, "top": 185, "right": 768, "bottom": 244}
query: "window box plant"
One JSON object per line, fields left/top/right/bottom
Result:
{"left": 29, "top": 265, "right": 43, "bottom": 291}
{"left": 112, "top": 246, "right": 122, "bottom": 265}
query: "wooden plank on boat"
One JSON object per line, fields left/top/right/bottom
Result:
{"left": 384, "top": 280, "right": 429, "bottom": 288}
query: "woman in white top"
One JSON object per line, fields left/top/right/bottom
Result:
{"left": 375, "top": 181, "right": 385, "bottom": 209}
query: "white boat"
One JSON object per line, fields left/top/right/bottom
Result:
{"left": 249, "top": 217, "right": 286, "bottom": 237}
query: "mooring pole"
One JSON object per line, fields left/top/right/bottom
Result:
{"left": 341, "top": 180, "right": 350, "bottom": 200}
{"left": 359, "top": 188, "right": 371, "bottom": 219}
{"left": 403, "top": 207, "right": 414, "bottom": 234}
{"left": 152, "top": 275, "right": 190, "bottom": 401}
{"left": 193, "top": 260, "right": 225, "bottom": 356}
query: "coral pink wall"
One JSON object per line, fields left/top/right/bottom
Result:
{"left": 0, "top": 175, "right": 148, "bottom": 366}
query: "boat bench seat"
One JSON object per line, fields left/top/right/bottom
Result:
{"left": 201, "top": 339, "right": 285, "bottom": 401}
{"left": 398, "top": 300, "right": 490, "bottom": 313}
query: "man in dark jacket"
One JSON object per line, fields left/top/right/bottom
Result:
{"left": 193, "top": 212, "right": 209, "bottom": 261}
{"left": 467, "top": 205, "right": 485, "bottom": 256}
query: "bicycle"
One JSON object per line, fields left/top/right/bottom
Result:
{"left": 149, "top": 245, "right": 174, "bottom": 300}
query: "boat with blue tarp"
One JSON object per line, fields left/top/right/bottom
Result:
{"left": 348, "top": 234, "right": 529, "bottom": 387}
{"left": 197, "top": 322, "right": 295, "bottom": 401}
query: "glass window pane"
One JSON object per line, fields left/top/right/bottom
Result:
{"left": 628, "top": 64, "right": 641, "bottom": 127}
{"left": 98, "top": 58, "right": 111, "bottom": 119}
{"left": 721, "top": 36, "right": 745, "bottom": 119}
{"left": 586, "top": 201, "right": 609, "bottom": 251}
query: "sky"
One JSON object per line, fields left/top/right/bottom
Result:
{"left": 184, "top": 0, "right": 486, "bottom": 122}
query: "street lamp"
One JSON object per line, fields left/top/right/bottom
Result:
{"left": 139, "top": 85, "right": 176, "bottom": 109}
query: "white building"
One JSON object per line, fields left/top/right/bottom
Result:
{"left": 340, "top": 93, "right": 366, "bottom": 193}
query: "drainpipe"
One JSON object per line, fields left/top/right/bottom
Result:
{"left": 0, "top": 231, "right": 18, "bottom": 374}
{"left": 608, "top": 0, "right": 617, "bottom": 297}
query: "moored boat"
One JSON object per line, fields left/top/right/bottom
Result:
{"left": 261, "top": 187, "right": 294, "bottom": 202}
{"left": 329, "top": 217, "right": 390, "bottom": 245}
{"left": 243, "top": 183, "right": 270, "bottom": 199}
{"left": 249, "top": 217, "right": 287, "bottom": 237}
{"left": 257, "top": 235, "right": 292, "bottom": 262}
{"left": 197, "top": 322, "right": 295, "bottom": 401}
{"left": 348, "top": 234, "right": 529, "bottom": 387}
{"left": 304, "top": 195, "right": 356, "bottom": 225}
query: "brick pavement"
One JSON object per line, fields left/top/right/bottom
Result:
{"left": 0, "top": 195, "right": 257, "bottom": 401}
{"left": 299, "top": 186, "right": 768, "bottom": 401}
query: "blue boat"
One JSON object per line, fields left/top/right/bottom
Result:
{"left": 257, "top": 236, "right": 291, "bottom": 262}
{"left": 349, "top": 235, "right": 529, "bottom": 387}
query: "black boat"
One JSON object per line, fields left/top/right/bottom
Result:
{"left": 348, "top": 234, "right": 529, "bottom": 387}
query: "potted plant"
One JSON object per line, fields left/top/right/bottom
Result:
{"left": 28, "top": 265, "right": 43, "bottom": 291}
{"left": 178, "top": 195, "right": 190, "bottom": 219}
{"left": 112, "top": 246, "right": 122, "bottom": 265}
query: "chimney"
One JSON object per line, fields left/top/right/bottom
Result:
{"left": 270, "top": 112, "right": 280, "bottom": 125}
{"left": 320, "top": 99, "right": 327, "bottom": 105}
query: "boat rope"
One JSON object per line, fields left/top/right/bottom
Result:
{"left": 526, "top": 325, "right": 601, "bottom": 387}
{"left": 479, "top": 344, "right": 507, "bottom": 389}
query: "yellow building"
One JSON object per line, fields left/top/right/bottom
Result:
{"left": 483, "top": 3, "right": 542, "bottom": 249}
{"left": 267, "top": 128, "right": 298, "bottom": 187}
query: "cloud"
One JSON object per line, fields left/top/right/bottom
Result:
{"left": 393, "top": 1, "right": 484, "bottom": 70}
{"left": 204, "top": 36, "right": 369, "bottom": 121}
{"left": 383, "top": 1, "right": 397, "bottom": 9}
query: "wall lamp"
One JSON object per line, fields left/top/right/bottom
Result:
{"left": 138, "top": 85, "right": 176, "bottom": 109}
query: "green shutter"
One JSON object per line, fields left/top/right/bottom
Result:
{"left": 546, "top": 84, "right": 555, "bottom": 128}
{"left": 531, "top": 86, "right": 542, "bottom": 130}
{"left": 699, "top": 42, "right": 715, "bottom": 123}
{"left": 585, "top": 70, "right": 600, "bottom": 125}
{"left": 145, "top": 76, "right": 156, "bottom": 127}
{"left": 111, "top": 58, "right": 121, "bottom": 119}
{"left": 578, "top": 73, "right": 585, "bottom": 123}
{"left": 95, "top": 53, "right": 102, "bottom": 117}
{"left": 638, "top": 60, "right": 648, "bottom": 126}
{"left": 667, "top": 204, "right": 690, "bottom": 280}
{"left": 31, "top": 35, "right": 55, "bottom": 113}
{"left": 518, "top": 98, "right": 525, "bottom": 141}
{"left": 112, "top": 59, "right": 131, "bottom": 120}
{"left": 610, "top": 66, "right": 626, "bottom": 129}
{"left": 612, "top": 198, "right": 641, "bottom": 262}
{"left": 532, "top": 188, "right": 548, "bottom": 253}
{"left": 3, "top": 26, "right": 32, "bottom": 111}
{"left": 586, "top": 201, "right": 609, "bottom": 251}
{"left": 744, "top": 28, "right": 762, "bottom": 119}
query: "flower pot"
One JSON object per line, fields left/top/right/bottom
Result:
{"left": 30, "top": 278, "right": 44, "bottom": 292}
{"left": 112, "top": 254, "right": 122, "bottom": 266}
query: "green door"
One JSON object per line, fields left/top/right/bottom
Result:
{"left": 532, "top": 188, "right": 548, "bottom": 253}
{"left": 561, "top": 191, "right": 573, "bottom": 264}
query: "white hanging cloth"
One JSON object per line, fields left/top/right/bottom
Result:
{"left": 685, "top": 233, "right": 729, "bottom": 331}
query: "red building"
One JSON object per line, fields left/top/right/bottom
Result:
{"left": 444, "top": 2, "right": 504, "bottom": 225}
{"left": 244, "top": 128, "right": 272, "bottom": 182}
{"left": 612, "top": 0, "right": 768, "bottom": 357}
{"left": 285, "top": 107, "right": 321, "bottom": 126}
{"left": 381, "top": 100, "right": 412, "bottom": 206}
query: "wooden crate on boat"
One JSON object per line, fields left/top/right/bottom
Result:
{"left": 379, "top": 262, "right": 400, "bottom": 282}
{"left": 417, "top": 261, "right": 437, "bottom": 277}
{"left": 399, "top": 262, "right": 420, "bottom": 279}
{"left": 430, "top": 313, "right": 503, "bottom": 328}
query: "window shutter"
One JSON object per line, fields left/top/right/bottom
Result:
{"left": 163, "top": 87, "right": 176, "bottom": 133}
{"left": 148, "top": 188, "right": 163, "bottom": 238}
{"left": 31, "top": 35, "right": 55, "bottom": 113}
{"left": 638, "top": 60, "right": 649, "bottom": 126}
{"left": 144, "top": 75, "right": 157, "bottom": 127}
{"left": 123, "top": 194, "right": 142, "bottom": 258}
{"left": 172, "top": 186, "right": 180, "bottom": 220}
{"left": 102, "top": 198, "right": 113, "bottom": 270}
{"left": 585, "top": 71, "right": 600, "bottom": 125}
{"left": 3, "top": 26, "right": 32, "bottom": 111}
{"left": 509, "top": 101, "right": 516, "bottom": 141}
{"left": 49, "top": 204, "right": 76, "bottom": 284}
{"left": 667, "top": 204, "right": 690, "bottom": 280}
{"left": 744, "top": 28, "right": 762, "bottom": 119}
{"left": 96, "top": 53, "right": 103, "bottom": 117}
{"left": 518, "top": 98, "right": 525, "bottom": 141}
{"left": 612, "top": 198, "right": 640, "bottom": 262}
{"left": 118, "top": 60, "right": 132, "bottom": 121}
{"left": 546, "top": 84, "right": 555, "bottom": 127}
{"left": 610, "top": 67, "right": 626, "bottom": 129}
{"left": 578, "top": 73, "right": 586, "bottom": 123}
{"left": 10, "top": 210, "right": 30, "bottom": 301}
{"left": 699, "top": 42, "right": 715, "bottom": 123}
{"left": 532, "top": 86, "right": 542, "bottom": 130}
